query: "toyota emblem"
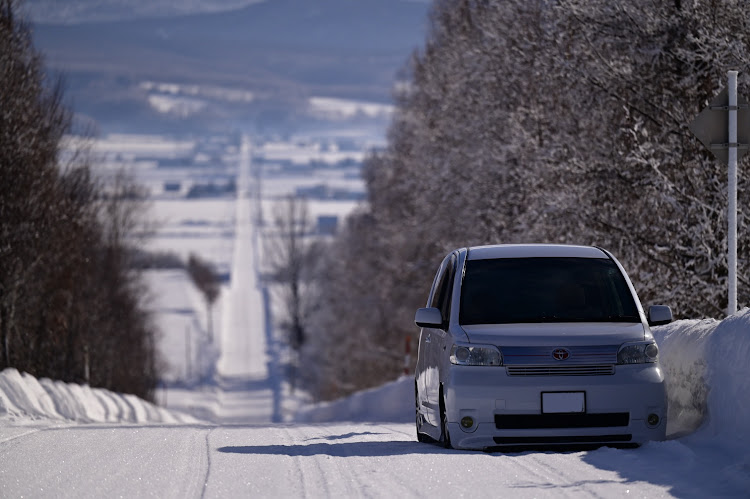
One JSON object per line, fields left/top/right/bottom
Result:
{"left": 552, "top": 348, "right": 570, "bottom": 361}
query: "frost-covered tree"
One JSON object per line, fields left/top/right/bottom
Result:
{"left": 0, "top": 0, "right": 160, "bottom": 400}
{"left": 303, "top": 0, "right": 750, "bottom": 398}
{"left": 1, "top": 0, "right": 69, "bottom": 368}
{"left": 550, "top": 0, "right": 750, "bottom": 317}
{"left": 301, "top": 209, "right": 409, "bottom": 400}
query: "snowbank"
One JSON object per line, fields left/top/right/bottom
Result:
{"left": 651, "top": 318, "right": 716, "bottom": 437}
{"left": 294, "top": 375, "right": 413, "bottom": 423}
{"left": 653, "top": 308, "right": 750, "bottom": 445}
{"left": 0, "top": 368, "right": 197, "bottom": 425}
{"left": 297, "top": 309, "right": 750, "bottom": 449}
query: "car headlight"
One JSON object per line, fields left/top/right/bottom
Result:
{"left": 617, "top": 342, "right": 659, "bottom": 364}
{"left": 450, "top": 344, "right": 503, "bottom": 366}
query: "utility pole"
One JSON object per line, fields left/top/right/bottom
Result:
{"left": 689, "top": 70, "right": 749, "bottom": 316}
{"left": 727, "top": 71, "right": 738, "bottom": 316}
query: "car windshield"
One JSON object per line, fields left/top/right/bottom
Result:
{"left": 459, "top": 257, "right": 640, "bottom": 325}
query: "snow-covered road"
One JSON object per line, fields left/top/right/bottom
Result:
{"left": 217, "top": 138, "right": 267, "bottom": 381}
{"left": 5, "top": 422, "right": 716, "bottom": 498}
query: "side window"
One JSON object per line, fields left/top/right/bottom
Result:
{"left": 430, "top": 254, "right": 457, "bottom": 323}
{"left": 428, "top": 260, "right": 449, "bottom": 309}
{"left": 439, "top": 255, "right": 457, "bottom": 323}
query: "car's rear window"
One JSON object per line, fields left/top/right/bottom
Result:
{"left": 459, "top": 257, "right": 639, "bottom": 325}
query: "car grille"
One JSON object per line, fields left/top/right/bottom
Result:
{"left": 506, "top": 365, "right": 615, "bottom": 376}
{"left": 502, "top": 345, "right": 618, "bottom": 365}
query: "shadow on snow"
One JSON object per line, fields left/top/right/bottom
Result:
{"left": 218, "top": 440, "right": 447, "bottom": 457}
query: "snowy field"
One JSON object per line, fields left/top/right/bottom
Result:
{"left": 142, "top": 197, "right": 236, "bottom": 388}
{"left": 146, "top": 198, "right": 236, "bottom": 271}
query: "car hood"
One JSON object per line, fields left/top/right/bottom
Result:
{"left": 459, "top": 322, "right": 647, "bottom": 347}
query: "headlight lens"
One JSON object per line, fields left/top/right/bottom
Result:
{"left": 450, "top": 344, "right": 503, "bottom": 366}
{"left": 617, "top": 342, "right": 659, "bottom": 364}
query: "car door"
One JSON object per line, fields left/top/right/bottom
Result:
{"left": 425, "top": 253, "right": 457, "bottom": 424}
{"left": 417, "top": 257, "right": 447, "bottom": 424}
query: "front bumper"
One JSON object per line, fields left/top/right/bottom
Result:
{"left": 443, "top": 363, "right": 667, "bottom": 450}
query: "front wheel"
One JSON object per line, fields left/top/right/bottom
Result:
{"left": 439, "top": 390, "right": 452, "bottom": 449}
{"left": 415, "top": 382, "right": 429, "bottom": 443}
{"left": 416, "top": 414, "right": 430, "bottom": 443}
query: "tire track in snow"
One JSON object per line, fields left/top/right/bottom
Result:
{"left": 280, "top": 426, "right": 312, "bottom": 498}
{"left": 284, "top": 426, "right": 334, "bottom": 499}
{"left": 298, "top": 424, "right": 421, "bottom": 498}
{"left": 278, "top": 424, "right": 408, "bottom": 498}
{"left": 200, "top": 427, "right": 216, "bottom": 499}
{"left": 0, "top": 427, "right": 45, "bottom": 445}
{"left": 496, "top": 449, "right": 618, "bottom": 498}
{"left": 302, "top": 425, "right": 370, "bottom": 498}
{"left": 504, "top": 451, "right": 584, "bottom": 496}
{"left": 345, "top": 423, "right": 428, "bottom": 498}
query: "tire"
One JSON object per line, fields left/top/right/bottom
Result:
{"left": 416, "top": 414, "right": 430, "bottom": 443}
{"left": 415, "top": 382, "right": 429, "bottom": 443}
{"left": 439, "top": 389, "right": 452, "bottom": 449}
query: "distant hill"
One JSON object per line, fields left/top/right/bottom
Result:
{"left": 24, "top": 0, "right": 266, "bottom": 24}
{"left": 28, "top": 0, "right": 430, "bottom": 135}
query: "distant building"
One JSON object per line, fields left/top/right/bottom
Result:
{"left": 186, "top": 177, "right": 236, "bottom": 198}
{"left": 296, "top": 184, "right": 332, "bottom": 199}
{"left": 295, "top": 184, "right": 365, "bottom": 201}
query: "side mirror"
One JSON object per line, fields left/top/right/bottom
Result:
{"left": 415, "top": 307, "right": 443, "bottom": 328}
{"left": 648, "top": 305, "right": 673, "bottom": 327}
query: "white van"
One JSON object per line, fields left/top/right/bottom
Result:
{"left": 414, "top": 244, "right": 671, "bottom": 450}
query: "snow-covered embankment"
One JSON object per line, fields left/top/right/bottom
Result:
{"left": 0, "top": 368, "right": 196, "bottom": 424}
{"left": 653, "top": 307, "right": 750, "bottom": 445}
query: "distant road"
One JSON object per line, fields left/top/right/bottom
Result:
{"left": 211, "top": 136, "right": 280, "bottom": 424}
{"left": 217, "top": 137, "right": 267, "bottom": 379}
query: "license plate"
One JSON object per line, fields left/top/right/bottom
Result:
{"left": 542, "top": 392, "right": 585, "bottom": 413}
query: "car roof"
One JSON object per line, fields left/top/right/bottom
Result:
{"left": 465, "top": 244, "right": 609, "bottom": 260}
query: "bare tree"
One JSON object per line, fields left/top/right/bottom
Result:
{"left": 1, "top": 0, "right": 70, "bottom": 369}
{"left": 265, "top": 195, "right": 315, "bottom": 391}
{"left": 0, "top": 0, "right": 162, "bottom": 400}
{"left": 187, "top": 254, "right": 221, "bottom": 343}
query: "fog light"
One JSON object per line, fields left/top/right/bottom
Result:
{"left": 647, "top": 413, "right": 660, "bottom": 427}
{"left": 460, "top": 416, "right": 474, "bottom": 429}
